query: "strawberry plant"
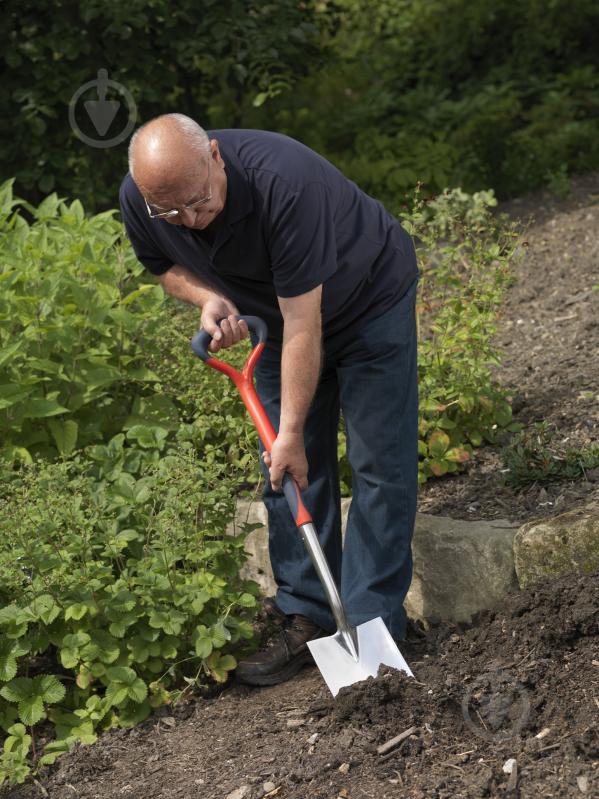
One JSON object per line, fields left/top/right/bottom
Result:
{"left": 0, "top": 429, "right": 260, "bottom": 787}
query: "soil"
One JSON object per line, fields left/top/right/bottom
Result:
{"left": 4, "top": 178, "right": 599, "bottom": 799}
{"left": 7, "top": 570, "right": 597, "bottom": 799}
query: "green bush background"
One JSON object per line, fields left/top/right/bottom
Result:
{"left": 2, "top": 0, "right": 598, "bottom": 210}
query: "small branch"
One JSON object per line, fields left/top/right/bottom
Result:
{"left": 377, "top": 725, "right": 420, "bottom": 755}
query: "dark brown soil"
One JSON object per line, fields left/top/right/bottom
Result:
{"left": 5, "top": 178, "right": 599, "bottom": 799}
{"left": 7, "top": 569, "right": 597, "bottom": 799}
{"left": 418, "top": 173, "right": 599, "bottom": 524}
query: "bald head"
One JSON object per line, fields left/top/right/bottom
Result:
{"left": 128, "top": 114, "right": 211, "bottom": 197}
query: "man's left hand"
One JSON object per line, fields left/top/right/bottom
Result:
{"left": 263, "top": 432, "right": 308, "bottom": 492}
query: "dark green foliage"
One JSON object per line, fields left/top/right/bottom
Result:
{"left": 262, "top": 0, "right": 599, "bottom": 205}
{"left": 2, "top": 1, "right": 597, "bottom": 213}
{"left": 0, "top": 0, "right": 325, "bottom": 210}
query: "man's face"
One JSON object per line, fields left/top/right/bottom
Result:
{"left": 143, "top": 140, "right": 227, "bottom": 230}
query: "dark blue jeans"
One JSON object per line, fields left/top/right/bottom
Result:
{"left": 254, "top": 279, "right": 418, "bottom": 641}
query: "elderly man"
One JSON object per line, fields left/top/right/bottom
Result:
{"left": 119, "top": 114, "right": 419, "bottom": 686}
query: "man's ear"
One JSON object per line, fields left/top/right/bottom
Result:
{"left": 210, "top": 139, "right": 224, "bottom": 168}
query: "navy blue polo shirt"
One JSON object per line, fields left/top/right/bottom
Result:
{"left": 119, "top": 129, "right": 418, "bottom": 352}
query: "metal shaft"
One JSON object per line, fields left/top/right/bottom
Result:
{"left": 299, "top": 523, "right": 359, "bottom": 660}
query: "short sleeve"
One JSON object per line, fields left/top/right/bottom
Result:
{"left": 119, "top": 177, "right": 173, "bottom": 276}
{"left": 267, "top": 181, "right": 337, "bottom": 297}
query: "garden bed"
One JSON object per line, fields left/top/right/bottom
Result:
{"left": 4, "top": 177, "right": 599, "bottom": 799}
{"left": 8, "top": 569, "right": 597, "bottom": 799}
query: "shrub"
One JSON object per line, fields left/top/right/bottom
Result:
{"left": 1, "top": 0, "right": 327, "bottom": 210}
{"left": 262, "top": 0, "right": 599, "bottom": 205}
{"left": 0, "top": 178, "right": 262, "bottom": 482}
{"left": 407, "top": 188, "right": 521, "bottom": 483}
{"left": 0, "top": 180, "right": 166, "bottom": 462}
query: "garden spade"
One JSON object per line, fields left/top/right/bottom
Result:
{"left": 191, "top": 315, "right": 414, "bottom": 696}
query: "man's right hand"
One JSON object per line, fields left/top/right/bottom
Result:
{"left": 201, "top": 295, "right": 249, "bottom": 353}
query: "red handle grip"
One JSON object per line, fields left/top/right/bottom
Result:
{"left": 192, "top": 325, "right": 312, "bottom": 527}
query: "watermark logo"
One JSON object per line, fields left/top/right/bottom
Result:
{"left": 462, "top": 670, "right": 530, "bottom": 742}
{"left": 68, "top": 69, "right": 137, "bottom": 148}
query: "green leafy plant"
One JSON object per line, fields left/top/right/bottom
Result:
{"left": 0, "top": 724, "right": 32, "bottom": 786}
{"left": 501, "top": 421, "right": 599, "bottom": 489}
{"left": 0, "top": 429, "right": 260, "bottom": 787}
{"left": 0, "top": 180, "right": 167, "bottom": 462}
{"left": 406, "top": 188, "right": 521, "bottom": 483}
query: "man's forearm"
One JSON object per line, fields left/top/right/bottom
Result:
{"left": 279, "top": 314, "right": 322, "bottom": 437}
{"left": 158, "top": 263, "right": 221, "bottom": 307}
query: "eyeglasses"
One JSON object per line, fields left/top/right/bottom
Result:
{"left": 144, "top": 171, "right": 212, "bottom": 219}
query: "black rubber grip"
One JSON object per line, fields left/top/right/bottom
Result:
{"left": 191, "top": 315, "right": 268, "bottom": 361}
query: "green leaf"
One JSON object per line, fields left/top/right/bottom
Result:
{"left": 0, "top": 384, "right": 32, "bottom": 410}
{"left": 48, "top": 419, "right": 78, "bottom": 455}
{"left": 0, "top": 605, "right": 29, "bottom": 638}
{"left": 495, "top": 401, "right": 513, "bottom": 427}
{"left": 4, "top": 723, "right": 31, "bottom": 758}
{"left": 428, "top": 430, "right": 450, "bottom": 458}
{"left": 105, "top": 667, "right": 148, "bottom": 705}
{"left": 18, "top": 695, "right": 45, "bottom": 726}
{"left": 127, "top": 677, "right": 148, "bottom": 704}
{"left": 120, "top": 284, "right": 158, "bottom": 306}
{"left": 84, "top": 630, "right": 120, "bottom": 664}
{"left": 0, "top": 640, "right": 28, "bottom": 683}
{"left": 36, "top": 675, "right": 65, "bottom": 704}
{"left": 0, "top": 703, "right": 18, "bottom": 733}
{"left": 39, "top": 737, "right": 76, "bottom": 766}
{"left": 445, "top": 447, "right": 470, "bottom": 463}
{"left": 0, "top": 678, "right": 32, "bottom": 703}
{"left": 117, "top": 699, "right": 151, "bottom": 727}
{"left": 104, "top": 684, "right": 128, "bottom": 706}
{"left": 429, "top": 459, "right": 449, "bottom": 477}
{"left": 210, "top": 623, "right": 231, "bottom": 649}
{"left": 253, "top": 91, "right": 268, "bottom": 107}
{"left": 65, "top": 603, "right": 88, "bottom": 621}
{"left": 105, "top": 666, "right": 136, "bottom": 684}
{"left": 23, "top": 398, "right": 69, "bottom": 418}
{"left": 149, "top": 609, "right": 186, "bottom": 635}
{"left": 60, "top": 632, "right": 91, "bottom": 669}
{"left": 0, "top": 340, "right": 21, "bottom": 368}
{"left": 26, "top": 594, "right": 60, "bottom": 625}
{"left": 193, "top": 625, "right": 213, "bottom": 659}
{"left": 468, "top": 430, "right": 483, "bottom": 447}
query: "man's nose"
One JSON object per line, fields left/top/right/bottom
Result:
{"left": 179, "top": 206, "right": 198, "bottom": 226}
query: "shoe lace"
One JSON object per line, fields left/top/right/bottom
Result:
{"left": 263, "top": 616, "right": 309, "bottom": 652}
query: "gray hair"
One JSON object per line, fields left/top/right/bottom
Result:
{"left": 128, "top": 113, "right": 211, "bottom": 180}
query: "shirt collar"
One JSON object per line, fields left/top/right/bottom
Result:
{"left": 218, "top": 140, "right": 253, "bottom": 226}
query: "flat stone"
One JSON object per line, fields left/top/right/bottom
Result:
{"left": 230, "top": 500, "right": 519, "bottom": 623}
{"left": 513, "top": 502, "right": 599, "bottom": 587}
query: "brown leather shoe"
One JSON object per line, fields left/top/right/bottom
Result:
{"left": 236, "top": 613, "right": 326, "bottom": 686}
